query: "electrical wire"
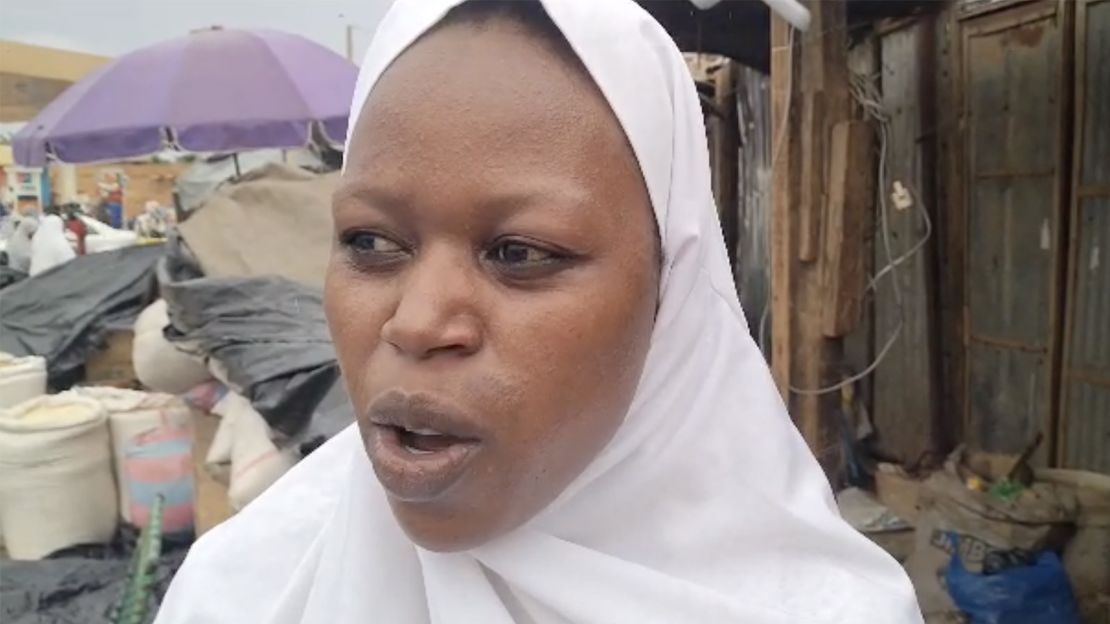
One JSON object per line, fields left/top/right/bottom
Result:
{"left": 780, "top": 68, "right": 934, "bottom": 396}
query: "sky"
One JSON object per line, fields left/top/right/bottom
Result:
{"left": 0, "top": 0, "right": 394, "bottom": 61}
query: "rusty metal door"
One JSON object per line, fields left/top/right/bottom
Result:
{"left": 1059, "top": 0, "right": 1110, "bottom": 472}
{"left": 960, "top": 1, "right": 1071, "bottom": 464}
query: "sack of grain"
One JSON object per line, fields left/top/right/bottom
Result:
{"left": 1037, "top": 468, "right": 1110, "bottom": 602}
{"left": 0, "top": 393, "right": 117, "bottom": 559}
{"left": 132, "top": 299, "right": 212, "bottom": 394}
{"left": 906, "top": 455, "right": 1078, "bottom": 617}
{"left": 0, "top": 353, "right": 47, "bottom": 409}
{"left": 78, "top": 387, "right": 194, "bottom": 533}
{"left": 210, "top": 392, "right": 294, "bottom": 511}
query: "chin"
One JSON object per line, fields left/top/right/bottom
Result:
{"left": 386, "top": 497, "right": 506, "bottom": 553}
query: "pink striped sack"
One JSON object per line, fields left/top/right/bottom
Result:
{"left": 124, "top": 422, "right": 194, "bottom": 534}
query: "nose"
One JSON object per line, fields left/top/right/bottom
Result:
{"left": 380, "top": 246, "right": 483, "bottom": 359}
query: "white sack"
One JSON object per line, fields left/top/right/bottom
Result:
{"left": 0, "top": 353, "right": 47, "bottom": 409}
{"left": 77, "top": 387, "right": 193, "bottom": 523}
{"left": 132, "top": 300, "right": 212, "bottom": 394}
{"left": 210, "top": 392, "right": 294, "bottom": 511}
{"left": 0, "top": 394, "right": 117, "bottom": 559}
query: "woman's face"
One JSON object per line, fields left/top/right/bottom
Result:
{"left": 326, "top": 16, "right": 658, "bottom": 551}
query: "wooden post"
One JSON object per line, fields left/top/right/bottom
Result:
{"left": 770, "top": 0, "right": 854, "bottom": 471}
{"left": 769, "top": 15, "right": 796, "bottom": 398}
{"left": 798, "top": 93, "right": 826, "bottom": 262}
{"left": 821, "top": 120, "right": 874, "bottom": 337}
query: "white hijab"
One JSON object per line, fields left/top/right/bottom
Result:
{"left": 156, "top": 1, "right": 923, "bottom": 622}
{"left": 29, "top": 214, "right": 75, "bottom": 275}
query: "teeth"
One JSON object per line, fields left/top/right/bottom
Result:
{"left": 408, "top": 428, "right": 441, "bottom": 436}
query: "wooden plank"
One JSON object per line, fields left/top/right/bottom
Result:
{"left": 798, "top": 93, "right": 825, "bottom": 262}
{"left": 842, "top": 36, "right": 880, "bottom": 430}
{"left": 800, "top": 0, "right": 850, "bottom": 469}
{"left": 769, "top": 16, "right": 796, "bottom": 397}
{"left": 935, "top": 3, "right": 968, "bottom": 453}
{"left": 772, "top": 0, "right": 848, "bottom": 470}
{"left": 821, "top": 120, "right": 874, "bottom": 337}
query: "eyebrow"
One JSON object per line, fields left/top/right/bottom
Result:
{"left": 333, "top": 181, "right": 592, "bottom": 220}
{"left": 333, "top": 185, "right": 408, "bottom": 213}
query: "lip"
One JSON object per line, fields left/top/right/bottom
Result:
{"left": 364, "top": 391, "right": 485, "bottom": 502}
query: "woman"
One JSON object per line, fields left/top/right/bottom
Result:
{"left": 6, "top": 217, "right": 37, "bottom": 274}
{"left": 29, "top": 214, "right": 75, "bottom": 275}
{"left": 157, "top": 1, "right": 923, "bottom": 622}
{"left": 63, "top": 206, "right": 88, "bottom": 255}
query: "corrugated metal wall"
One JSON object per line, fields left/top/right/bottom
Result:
{"left": 871, "top": 21, "right": 942, "bottom": 464}
{"left": 1060, "top": 0, "right": 1110, "bottom": 473}
{"left": 960, "top": 0, "right": 1069, "bottom": 465}
{"left": 735, "top": 67, "right": 771, "bottom": 343}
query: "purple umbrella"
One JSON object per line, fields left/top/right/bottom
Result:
{"left": 13, "top": 28, "right": 358, "bottom": 166}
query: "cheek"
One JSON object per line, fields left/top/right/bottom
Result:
{"left": 323, "top": 264, "right": 391, "bottom": 399}
{"left": 490, "top": 258, "right": 657, "bottom": 494}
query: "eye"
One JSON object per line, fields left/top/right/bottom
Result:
{"left": 342, "top": 231, "right": 404, "bottom": 255}
{"left": 489, "top": 241, "right": 556, "bottom": 266}
{"left": 339, "top": 230, "right": 409, "bottom": 272}
{"left": 484, "top": 237, "right": 578, "bottom": 282}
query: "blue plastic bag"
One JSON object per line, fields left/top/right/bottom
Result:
{"left": 944, "top": 533, "right": 1080, "bottom": 624}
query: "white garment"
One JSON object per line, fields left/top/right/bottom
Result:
{"left": 156, "top": 1, "right": 923, "bottom": 622}
{"left": 6, "top": 217, "right": 37, "bottom": 274}
{"left": 29, "top": 215, "right": 75, "bottom": 276}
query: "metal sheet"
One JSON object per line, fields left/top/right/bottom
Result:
{"left": 735, "top": 66, "right": 771, "bottom": 342}
{"left": 1081, "top": 1, "right": 1110, "bottom": 188}
{"left": 1063, "top": 382, "right": 1110, "bottom": 473}
{"left": 967, "top": 177, "right": 1056, "bottom": 344}
{"left": 1069, "top": 198, "right": 1110, "bottom": 374}
{"left": 1060, "top": 0, "right": 1110, "bottom": 472}
{"left": 959, "top": 0, "right": 1027, "bottom": 15}
{"left": 872, "top": 22, "right": 940, "bottom": 463}
{"left": 968, "top": 342, "right": 1052, "bottom": 453}
{"left": 962, "top": 3, "right": 1065, "bottom": 464}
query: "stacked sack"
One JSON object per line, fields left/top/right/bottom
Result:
{"left": 0, "top": 393, "right": 117, "bottom": 559}
{"left": 205, "top": 391, "right": 296, "bottom": 511}
{"left": 132, "top": 299, "right": 211, "bottom": 395}
{"left": 133, "top": 298, "right": 300, "bottom": 513}
{"left": 0, "top": 353, "right": 47, "bottom": 409}
{"left": 76, "top": 387, "right": 195, "bottom": 534}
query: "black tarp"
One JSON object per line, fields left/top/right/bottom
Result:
{"left": 291, "top": 374, "right": 357, "bottom": 453}
{"left": 0, "top": 266, "right": 28, "bottom": 290}
{"left": 0, "top": 245, "right": 163, "bottom": 388}
{"left": 0, "top": 528, "right": 188, "bottom": 624}
{"left": 0, "top": 553, "right": 186, "bottom": 624}
{"left": 158, "top": 235, "right": 343, "bottom": 437}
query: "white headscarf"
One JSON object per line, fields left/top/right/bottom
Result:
{"left": 29, "top": 214, "right": 75, "bottom": 276}
{"left": 156, "top": 1, "right": 923, "bottom": 622}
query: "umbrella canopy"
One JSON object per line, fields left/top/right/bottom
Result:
{"left": 13, "top": 28, "right": 357, "bottom": 166}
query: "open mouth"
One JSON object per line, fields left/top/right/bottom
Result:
{"left": 364, "top": 392, "right": 486, "bottom": 502}
{"left": 392, "top": 425, "right": 472, "bottom": 454}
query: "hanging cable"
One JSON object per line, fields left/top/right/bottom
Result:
{"left": 784, "top": 68, "right": 934, "bottom": 396}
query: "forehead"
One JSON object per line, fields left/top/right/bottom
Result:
{"left": 343, "top": 18, "right": 630, "bottom": 183}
